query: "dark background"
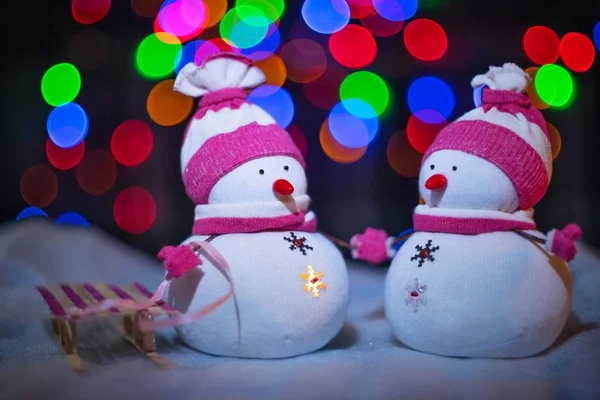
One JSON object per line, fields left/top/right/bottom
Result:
{"left": 1, "top": 0, "right": 599, "bottom": 257}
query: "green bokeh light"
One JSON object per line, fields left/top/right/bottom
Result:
{"left": 136, "top": 33, "right": 182, "bottom": 79}
{"left": 535, "top": 64, "right": 573, "bottom": 107}
{"left": 340, "top": 71, "right": 390, "bottom": 117}
{"left": 41, "top": 63, "right": 81, "bottom": 107}
{"left": 220, "top": 6, "right": 269, "bottom": 49}
{"left": 236, "top": 0, "right": 285, "bottom": 23}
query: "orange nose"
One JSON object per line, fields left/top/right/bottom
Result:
{"left": 273, "top": 179, "right": 295, "bottom": 196}
{"left": 425, "top": 174, "right": 447, "bottom": 191}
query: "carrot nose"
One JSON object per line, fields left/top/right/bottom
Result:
{"left": 273, "top": 179, "right": 295, "bottom": 196}
{"left": 425, "top": 174, "right": 447, "bottom": 191}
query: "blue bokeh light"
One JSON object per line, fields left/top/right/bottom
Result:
{"left": 372, "top": 0, "right": 419, "bottom": 22}
{"left": 328, "top": 101, "right": 379, "bottom": 149}
{"left": 174, "top": 40, "right": 207, "bottom": 74}
{"left": 593, "top": 21, "right": 600, "bottom": 52}
{"left": 248, "top": 85, "right": 295, "bottom": 128}
{"left": 473, "top": 85, "right": 485, "bottom": 108}
{"left": 408, "top": 77, "right": 455, "bottom": 124}
{"left": 301, "top": 0, "right": 350, "bottom": 34}
{"left": 241, "top": 23, "right": 281, "bottom": 61}
{"left": 56, "top": 212, "right": 90, "bottom": 227}
{"left": 16, "top": 207, "right": 48, "bottom": 221}
{"left": 46, "top": 102, "right": 89, "bottom": 149}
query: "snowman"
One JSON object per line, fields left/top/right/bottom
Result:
{"left": 154, "top": 53, "right": 349, "bottom": 359}
{"left": 352, "top": 63, "right": 581, "bottom": 358}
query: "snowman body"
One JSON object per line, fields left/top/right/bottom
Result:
{"left": 385, "top": 230, "right": 571, "bottom": 358}
{"left": 167, "top": 231, "right": 349, "bottom": 358}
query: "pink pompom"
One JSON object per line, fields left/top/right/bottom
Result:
{"left": 158, "top": 245, "right": 202, "bottom": 278}
{"left": 350, "top": 227, "right": 392, "bottom": 265}
{"left": 547, "top": 223, "right": 582, "bottom": 262}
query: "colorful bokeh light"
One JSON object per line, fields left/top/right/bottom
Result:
{"left": 241, "top": 23, "right": 281, "bottom": 61}
{"left": 16, "top": 207, "right": 48, "bottom": 221}
{"left": 41, "top": 63, "right": 81, "bottom": 107}
{"left": 56, "top": 212, "right": 90, "bottom": 227}
{"left": 546, "top": 122, "right": 562, "bottom": 160}
{"left": 319, "top": 120, "right": 367, "bottom": 164}
{"left": 386, "top": 130, "right": 423, "bottom": 178}
{"left": 340, "top": 71, "right": 389, "bottom": 117}
{"left": 156, "top": 0, "right": 208, "bottom": 42}
{"left": 373, "top": 0, "right": 418, "bottom": 22}
{"left": 523, "top": 26, "right": 560, "bottom": 65}
{"left": 594, "top": 22, "right": 600, "bottom": 52}
{"left": 220, "top": 6, "right": 270, "bottom": 49}
{"left": 248, "top": 85, "right": 295, "bottom": 128}
{"left": 136, "top": 33, "right": 182, "bottom": 79}
{"left": 559, "top": 32, "right": 595, "bottom": 73}
{"left": 76, "top": 149, "right": 118, "bottom": 195}
{"left": 279, "top": 39, "right": 327, "bottom": 83}
{"left": 254, "top": 54, "right": 287, "bottom": 89}
{"left": 68, "top": 28, "right": 110, "bottom": 72}
{"left": 406, "top": 112, "right": 448, "bottom": 153}
{"left": 407, "top": 77, "right": 455, "bottom": 124}
{"left": 147, "top": 79, "right": 194, "bottom": 126}
{"left": 20, "top": 165, "right": 59, "bottom": 208}
{"left": 302, "top": 0, "right": 350, "bottom": 34}
{"left": 287, "top": 125, "right": 308, "bottom": 157}
{"left": 72, "top": 0, "right": 111, "bottom": 25}
{"left": 236, "top": 0, "right": 285, "bottom": 22}
{"left": 111, "top": 120, "right": 154, "bottom": 167}
{"left": 205, "top": 0, "right": 228, "bottom": 27}
{"left": 175, "top": 40, "right": 208, "bottom": 73}
{"left": 347, "top": 0, "right": 376, "bottom": 19}
{"left": 535, "top": 64, "right": 573, "bottom": 107}
{"left": 113, "top": 187, "right": 157, "bottom": 234}
{"left": 328, "top": 101, "right": 379, "bottom": 148}
{"left": 329, "top": 24, "right": 377, "bottom": 68}
{"left": 47, "top": 102, "right": 89, "bottom": 148}
{"left": 404, "top": 19, "right": 448, "bottom": 61}
{"left": 302, "top": 62, "right": 347, "bottom": 110}
{"left": 131, "top": 0, "right": 163, "bottom": 18}
{"left": 46, "top": 139, "right": 85, "bottom": 171}
{"left": 525, "top": 67, "right": 550, "bottom": 110}
{"left": 360, "top": 12, "right": 404, "bottom": 37}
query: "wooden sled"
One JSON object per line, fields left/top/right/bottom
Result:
{"left": 37, "top": 282, "right": 178, "bottom": 372}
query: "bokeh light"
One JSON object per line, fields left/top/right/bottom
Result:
{"left": 241, "top": 23, "right": 281, "bottom": 61}
{"left": 319, "top": 120, "right": 367, "bottom": 164}
{"left": 535, "top": 64, "right": 573, "bottom": 107}
{"left": 205, "top": 0, "right": 228, "bottom": 27}
{"left": 302, "top": 0, "right": 350, "bottom": 34}
{"left": 56, "top": 212, "right": 90, "bottom": 227}
{"left": 156, "top": 0, "right": 207, "bottom": 42}
{"left": 524, "top": 67, "right": 550, "bottom": 110}
{"left": 72, "top": 0, "right": 111, "bottom": 24}
{"left": 131, "top": 0, "right": 163, "bottom": 17}
{"left": 16, "top": 207, "right": 48, "bottom": 221}
{"left": 20, "top": 165, "right": 58, "bottom": 208}
{"left": 329, "top": 24, "right": 377, "bottom": 68}
{"left": 147, "top": 79, "right": 194, "bottom": 126}
{"left": 111, "top": 120, "right": 154, "bottom": 167}
{"left": 175, "top": 40, "right": 208, "bottom": 73}
{"left": 302, "top": 62, "right": 347, "bottom": 110}
{"left": 220, "top": 6, "right": 269, "bottom": 49}
{"left": 47, "top": 103, "right": 89, "bottom": 148}
{"left": 248, "top": 85, "right": 295, "bottom": 128}
{"left": 206, "top": 37, "right": 242, "bottom": 53}
{"left": 386, "top": 130, "right": 423, "bottom": 178}
{"left": 254, "top": 54, "right": 287, "bottom": 89}
{"left": 76, "top": 149, "right": 118, "bottom": 195}
{"left": 347, "top": 0, "right": 376, "bottom": 18}
{"left": 360, "top": 12, "right": 404, "bottom": 37}
{"left": 546, "top": 122, "right": 562, "bottom": 160}
{"left": 68, "top": 28, "right": 110, "bottom": 72}
{"left": 373, "top": 0, "right": 418, "bottom": 22}
{"left": 136, "top": 33, "right": 182, "bottom": 79}
{"left": 559, "top": 32, "right": 595, "bottom": 73}
{"left": 406, "top": 112, "right": 448, "bottom": 153}
{"left": 41, "top": 63, "right": 81, "bottom": 107}
{"left": 328, "top": 101, "right": 379, "bottom": 148}
{"left": 113, "top": 187, "right": 157, "bottom": 234}
{"left": 594, "top": 22, "right": 600, "bottom": 52}
{"left": 46, "top": 139, "right": 85, "bottom": 171}
{"left": 340, "top": 71, "right": 389, "bottom": 117}
{"left": 236, "top": 0, "right": 285, "bottom": 22}
{"left": 279, "top": 39, "right": 327, "bottom": 83}
{"left": 523, "top": 26, "right": 560, "bottom": 65}
{"left": 287, "top": 125, "right": 308, "bottom": 157}
{"left": 407, "top": 77, "right": 455, "bottom": 123}
{"left": 404, "top": 19, "right": 448, "bottom": 61}
{"left": 289, "top": 15, "right": 329, "bottom": 48}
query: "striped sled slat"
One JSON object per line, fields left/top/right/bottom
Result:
{"left": 36, "top": 282, "right": 175, "bottom": 372}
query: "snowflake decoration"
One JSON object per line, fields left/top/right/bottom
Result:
{"left": 410, "top": 239, "right": 439, "bottom": 267}
{"left": 300, "top": 265, "right": 327, "bottom": 298}
{"left": 405, "top": 278, "right": 427, "bottom": 312}
{"left": 284, "top": 232, "right": 313, "bottom": 255}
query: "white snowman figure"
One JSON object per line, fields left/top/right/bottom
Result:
{"left": 155, "top": 53, "right": 349, "bottom": 359}
{"left": 351, "top": 63, "right": 581, "bottom": 358}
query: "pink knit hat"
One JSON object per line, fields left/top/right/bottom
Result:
{"left": 423, "top": 63, "right": 553, "bottom": 209}
{"left": 174, "top": 53, "right": 304, "bottom": 205}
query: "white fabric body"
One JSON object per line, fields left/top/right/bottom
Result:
{"left": 385, "top": 231, "right": 572, "bottom": 358}
{"left": 167, "top": 232, "right": 350, "bottom": 358}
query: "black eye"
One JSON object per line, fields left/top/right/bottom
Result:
{"left": 283, "top": 165, "right": 289, "bottom": 171}
{"left": 430, "top": 164, "right": 435, "bottom": 170}
{"left": 452, "top": 166, "right": 457, "bottom": 171}
{"left": 259, "top": 169, "right": 265, "bottom": 175}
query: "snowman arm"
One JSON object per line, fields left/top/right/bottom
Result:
{"left": 515, "top": 225, "right": 582, "bottom": 262}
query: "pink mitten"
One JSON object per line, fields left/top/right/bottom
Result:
{"left": 350, "top": 227, "right": 394, "bottom": 265}
{"left": 546, "top": 223, "right": 582, "bottom": 262}
{"left": 158, "top": 245, "right": 202, "bottom": 278}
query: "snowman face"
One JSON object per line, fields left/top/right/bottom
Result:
{"left": 419, "top": 150, "right": 519, "bottom": 212}
{"left": 208, "top": 156, "right": 308, "bottom": 204}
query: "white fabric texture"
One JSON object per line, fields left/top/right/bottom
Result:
{"left": 385, "top": 231, "right": 571, "bottom": 358}
{"left": 168, "top": 232, "right": 350, "bottom": 358}
{"left": 471, "top": 62, "right": 531, "bottom": 92}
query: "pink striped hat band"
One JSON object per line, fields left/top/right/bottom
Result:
{"left": 183, "top": 122, "right": 305, "bottom": 205}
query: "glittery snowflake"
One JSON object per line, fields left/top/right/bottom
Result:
{"left": 300, "top": 265, "right": 327, "bottom": 298}
{"left": 405, "top": 278, "right": 427, "bottom": 312}
{"left": 410, "top": 239, "right": 439, "bottom": 267}
{"left": 284, "top": 232, "right": 313, "bottom": 255}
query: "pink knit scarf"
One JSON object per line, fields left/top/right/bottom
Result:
{"left": 413, "top": 205, "right": 536, "bottom": 235}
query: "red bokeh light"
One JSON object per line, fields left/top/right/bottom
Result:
{"left": 72, "top": 0, "right": 111, "bottom": 25}
{"left": 20, "top": 164, "right": 59, "bottom": 208}
{"left": 329, "top": 24, "right": 377, "bottom": 69}
{"left": 406, "top": 112, "right": 448, "bottom": 154}
{"left": 523, "top": 26, "right": 560, "bottom": 65}
{"left": 404, "top": 19, "right": 448, "bottom": 62}
{"left": 113, "top": 187, "right": 157, "bottom": 235}
{"left": 111, "top": 120, "right": 154, "bottom": 167}
{"left": 76, "top": 149, "right": 118, "bottom": 195}
{"left": 287, "top": 125, "right": 308, "bottom": 157}
{"left": 559, "top": 32, "right": 595, "bottom": 72}
{"left": 347, "top": 0, "right": 376, "bottom": 18}
{"left": 360, "top": 12, "right": 404, "bottom": 37}
{"left": 280, "top": 39, "right": 327, "bottom": 83}
{"left": 46, "top": 139, "right": 85, "bottom": 171}
{"left": 302, "top": 62, "right": 347, "bottom": 110}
